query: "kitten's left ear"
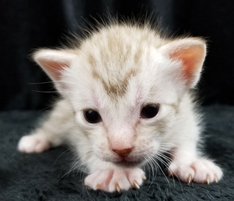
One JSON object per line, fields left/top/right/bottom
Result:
{"left": 33, "top": 49, "right": 77, "bottom": 81}
{"left": 32, "top": 49, "right": 78, "bottom": 92}
{"left": 160, "top": 38, "right": 206, "bottom": 88}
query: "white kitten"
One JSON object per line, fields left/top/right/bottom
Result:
{"left": 18, "top": 23, "right": 223, "bottom": 192}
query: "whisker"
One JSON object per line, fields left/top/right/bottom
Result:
{"left": 29, "top": 81, "right": 55, "bottom": 85}
{"left": 57, "top": 148, "right": 95, "bottom": 182}
{"left": 31, "top": 90, "right": 58, "bottom": 94}
{"left": 150, "top": 154, "right": 170, "bottom": 185}
{"left": 53, "top": 148, "right": 72, "bottom": 164}
{"left": 156, "top": 152, "right": 185, "bottom": 192}
{"left": 144, "top": 156, "right": 156, "bottom": 191}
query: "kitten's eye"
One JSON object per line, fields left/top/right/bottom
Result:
{"left": 84, "top": 109, "right": 102, "bottom": 124}
{"left": 141, "top": 104, "right": 160, "bottom": 119}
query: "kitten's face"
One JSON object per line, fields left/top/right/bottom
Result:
{"left": 62, "top": 44, "right": 181, "bottom": 167}
{"left": 33, "top": 25, "right": 206, "bottom": 168}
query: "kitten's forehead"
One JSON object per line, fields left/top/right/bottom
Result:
{"left": 79, "top": 25, "right": 166, "bottom": 101}
{"left": 92, "top": 67, "right": 138, "bottom": 99}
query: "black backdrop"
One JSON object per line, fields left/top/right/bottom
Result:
{"left": 1, "top": 0, "right": 234, "bottom": 110}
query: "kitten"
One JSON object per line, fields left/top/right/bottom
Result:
{"left": 18, "top": 23, "right": 223, "bottom": 192}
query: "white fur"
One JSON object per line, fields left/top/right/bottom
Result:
{"left": 18, "top": 24, "right": 222, "bottom": 192}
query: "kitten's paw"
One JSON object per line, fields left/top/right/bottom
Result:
{"left": 169, "top": 158, "right": 223, "bottom": 184}
{"left": 84, "top": 168, "right": 145, "bottom": 192}
{"left": 18, "top": 134, "right": 51, "bottom": 153}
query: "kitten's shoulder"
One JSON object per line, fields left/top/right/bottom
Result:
{"left": 50, "top": 98, "right": 75, "bottom": 120}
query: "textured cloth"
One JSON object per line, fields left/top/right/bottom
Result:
{"left": 0, "top": 105, "right": 233, "bottom": 201}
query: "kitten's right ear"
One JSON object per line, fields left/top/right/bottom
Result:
{"left": 159, "top": 38, "right": 206, "bottom": 88}
{"left": 32, "top": 49, "right": 77, "bottom": 81}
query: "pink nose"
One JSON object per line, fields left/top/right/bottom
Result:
{"left": 112, "top": 148, "right": 133, "bottom": 158}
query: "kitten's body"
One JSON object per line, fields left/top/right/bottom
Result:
{"left": 18, "top": 23, "right": 222, "bottom": 192}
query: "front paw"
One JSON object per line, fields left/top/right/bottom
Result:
{"left": 18, "top": 134, "right": 51, "bottom": 153}
{"left": 84, "top": 168, "right": 146, "bottom": 192}
{"left": 168, "top": 158, "right": 223, "bottom": 184}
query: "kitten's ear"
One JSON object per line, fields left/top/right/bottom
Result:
{"left": 32, "top": 49, "right": 77, "bottom": 81}
{"left": 160, "top": 38, "right": 206, "bottom": 88}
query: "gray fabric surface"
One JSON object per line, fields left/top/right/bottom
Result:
{"left": 0, "top": 105, "right": 233, "bottom": 200}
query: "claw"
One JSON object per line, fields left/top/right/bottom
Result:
{"left": 187, "top": 174, "right": 192, "bottom": 184}
{"left": 168, "top": 171, "right": 173, "bottom": 177}
{"left": 206, "top": 175, "right": 210, "bottom": 184}
{"left": 133, "top": 180, "right": 140, "bottom": 189}
{"left": 214, "top": 174, "right": 218, "bottom": 183}
{"left": 115, "top": 183, "right": 121, "bottom": 193}
{"left": 96, "top": 183, "right": 101, "bottom": 190}
{"left": 142, "top": 175, "right": 147, "bottom": 180}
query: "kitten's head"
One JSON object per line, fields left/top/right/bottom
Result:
{"left": 33, "top": 25, "right": 206, "bottom": 168}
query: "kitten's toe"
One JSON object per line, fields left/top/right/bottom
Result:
{"left": 126, "top": 168, "right": 145, "bottom": 189}
{"left": 169, "top": 158, "right": 223, "bottom": 184}
{"left": 18, "top": 134, "right": 51, "bottom": 153}
{"left": 168, "top": 163, "right": 195, "bottom": 183}
{"left": 84, "top": 170, "right": 112, "bottom": 191}
{"left": 190, "top": 159, "right": 223, "bottom": 183}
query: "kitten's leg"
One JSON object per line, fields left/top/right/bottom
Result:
{"left": 168, "top": 142, "right": 223, "bottom": 184}
{"left": 18, "top": 99, "right": 74, "bottom": 153}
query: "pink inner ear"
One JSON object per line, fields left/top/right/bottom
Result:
{"left": 40, "top": 60, "right": 69, "bottom": 80}
{"left": 170, "top": 46, "right": 204, "bottom": 81}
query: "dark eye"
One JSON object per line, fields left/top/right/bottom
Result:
{"left": 141, "top": 104, "right": 160, "bottom": 119}
{"left": 84, "top": 109, "right": 102, "bottom": 124}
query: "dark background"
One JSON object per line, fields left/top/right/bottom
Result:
{"left": 1, "top": 1, "right": 234, "bottom": 200}
{"left": 1, "top": 0, "right": 234, "bottom": 111}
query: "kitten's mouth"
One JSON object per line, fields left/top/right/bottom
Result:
{"left": 100, "top": 152, "right": 146, "bottom": 167}
{"left": 114, "top": 159, "right": 144, "bottom": 168}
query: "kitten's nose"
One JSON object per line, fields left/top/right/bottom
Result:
{"left": 112, "top": 148, "right": 133, "bottom": 158}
